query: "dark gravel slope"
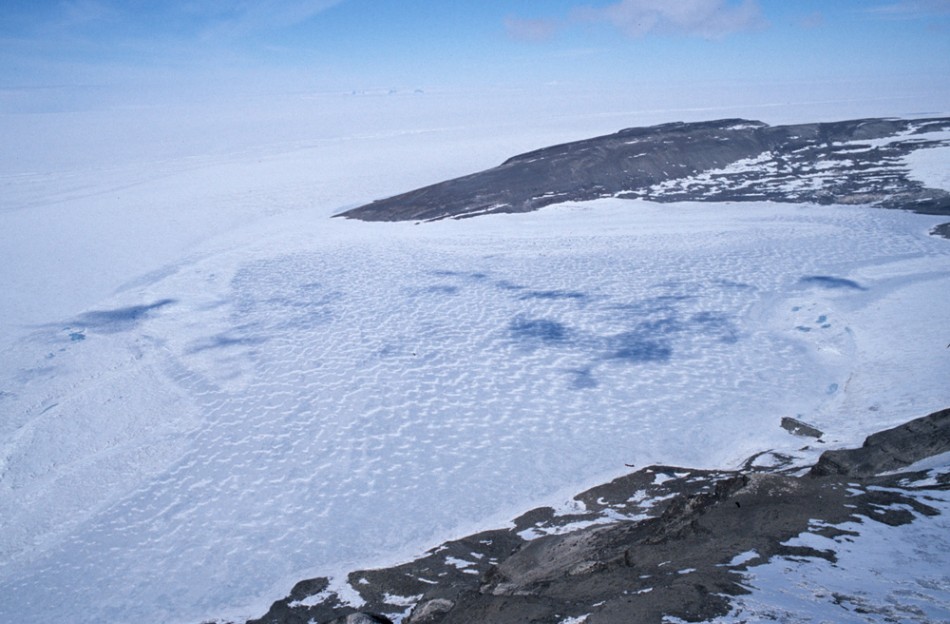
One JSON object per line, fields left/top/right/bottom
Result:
{"left": 337, "top": 117, "right": 950, "bottom": 222}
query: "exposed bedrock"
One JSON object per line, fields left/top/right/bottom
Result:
{"left": 336, "top": 117, "right": 950, "bottom": 222}
{"left": 932, "top": 222, "right": 950, "bottom": 239}
{"left": 811, "top": 407, "right": 950, "bottom": 477}
{"left": 240, "top": 408, "right": 950, "bottom": 624}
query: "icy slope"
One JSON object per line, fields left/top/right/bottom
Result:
{"left": 1, "top": 198, "right": 949, "bottom": 624}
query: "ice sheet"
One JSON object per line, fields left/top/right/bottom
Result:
{"left": 1, "top": 93, "right": 949, "bottom": 623}
{"left": 1, "top": 197, "right": 949, "bottom": 623}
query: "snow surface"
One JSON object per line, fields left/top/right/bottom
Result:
{"left": 904, "top": 136, "right": 950, "bottom": 192}
{"left": 1, "top": 93, "right": 949, "bottom": 623}
{"left": 713, "top": 485, "right": 950, "bottom": 623}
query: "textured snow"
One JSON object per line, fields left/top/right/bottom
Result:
{"left": 714, "top": 488, "right": 950, "bottom": 623}
{"left": 905, "top": 140, "right": 950, "bottom": 191}
{"left": 2, "top": 200, "right": 947, "bottom": 623}
{"left": 1, "top": 95, "right": 949, "bottom": 624}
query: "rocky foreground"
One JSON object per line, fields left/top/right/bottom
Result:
{"left": 230, "top": 408, "right": 950, "bottom": 624}
{"left": 337, "top": 117, "right": 950, "bottom": 222}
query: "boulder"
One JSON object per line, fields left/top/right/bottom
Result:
{"left": 781, "top": 416, "right": 823, "bottom": 439}
{"left": 407, "top": 598, "right": 454, "bottom": 623}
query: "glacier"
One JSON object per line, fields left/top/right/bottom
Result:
{"left": 1, "top": 93, "right": 949, "bottom": 624}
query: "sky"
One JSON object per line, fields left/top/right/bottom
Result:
{"left": 1, "top": 0, "right": 949, "bottom": 113}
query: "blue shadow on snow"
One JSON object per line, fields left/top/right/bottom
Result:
{"left": 509, "top": 316, "right": 570, "bottom": 344}
{"left": 186, "top": 333, "right": 268, "bottom": 354}
{"left": 518, "top": 289, "right": 588, "bottom": 302}
{"left": 605, "top": 331, "right": 673, "bottom": 363}
{"left": 799, "top": 275, "right": 867, "bottom": 291}
{"left": 73, "top": 299, "right": 176, "bottom": 333}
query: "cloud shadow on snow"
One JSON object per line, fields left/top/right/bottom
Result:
{"left": 186, "top": 332, "right": 269, "bottom": 354}
{"left": 72, "top": 299, "right": 176, "bottom": 333}
{"left": 428, "top": 270, "right": 490, "bottom": 282}
{"left": 422, "top": 284, "right": 460, "bottom": 296}
{"left": 799, "top": 275, "right": 867, "bottom": 291}
{"left": 606, "top": 295, "right": 694, "bottom": 319}
{"left": 690, "top": 311, "right": 740, "bottom": 344}
{"left": 518, "top": 289, "right": 589, "bottom": 302}
{"left": 227, "top": 258, "right": 344, "bottom": 334}
{"left": 603, "top": 331, "right": 673, "bottom": 363}
{"left": 509, "top": 316, "right": 571, "bottom": 345}
{"left": 491, "top": 279, "right": 522, "bottom": 290}
{"left": 505, "top": 287, "right": 742, "bottom": 389}
{"left": 567, "top": 366, "right": 598, "bottom": 389}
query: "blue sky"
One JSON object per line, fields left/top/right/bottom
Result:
{"left": 1, "top": 0, "right": 949, "bottom": 108}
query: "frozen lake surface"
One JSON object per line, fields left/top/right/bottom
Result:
{"left": 1, "top": 94, "right": 949, "bottom": 623}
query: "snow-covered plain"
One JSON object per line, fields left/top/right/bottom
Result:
{"left": 1, "top": 91, "right": 949, "bottom": 623}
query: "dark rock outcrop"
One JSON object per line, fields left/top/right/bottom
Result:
{"left": 780, "top": 416, "right": 823, "bottom": 439}
{"left": 337, "top": 117, "right": 950, "bottom": 222}
{"left": 811, "top": 407, "right": 950, "bottom": 477}
{"left": 235, "top": 408, "right": 950, "bottom": 624}
{"left": 931, "top": 222, "right": 950, "bottom": 240}
{"left": 326, "top": 614, "right": 393, "bottom": 624}
{"left": 406, "top": 599, "right": 454, "bottom": 624}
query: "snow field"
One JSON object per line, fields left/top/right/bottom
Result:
{"left": 1, "top": 197, "right": 948, "bottom": 623}
{"left": 2, "top": 91, "right": 949, "bottom": 623}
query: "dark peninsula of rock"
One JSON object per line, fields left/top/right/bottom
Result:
{"left": 337, "top": 117, "right": 950, "bottom": 222}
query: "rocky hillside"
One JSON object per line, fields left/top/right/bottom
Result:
{"left": 235, "top": 407, "right": 950, "bottom": 624}
{"left": 337, "top": 117, "right": 950, "bottom": 222}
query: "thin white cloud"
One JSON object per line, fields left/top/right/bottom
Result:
{"left": 195, "top": 0, "right": 345, "bottom": 39}
{"left": 867, "top": 0, "right": 950, "bottom": 18}
{"left": 504, "top": 16, "right": 561, "bottom": 42}
{"left": 55, "top": 0, "right": 121, "bottom": 28}
{"left": 30, "top": 1, "right": 344, "bottom": 40}
{"left": 799, "top": 11, "right": 824, "bottom": 29}
{"left": 0, "top": 0, "right": 347, "bottom": 95}
{"left": 574, "top": 0, "right": 767, "bottom": 39}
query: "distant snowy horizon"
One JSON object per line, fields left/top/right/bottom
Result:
{"left": 2, "top": 87, "right": 949, "bottom": 348}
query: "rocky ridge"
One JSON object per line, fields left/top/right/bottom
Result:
{"left": 337, "top": 117, "right": 950, "bottom": 222}
{"left": 231, "top": 408, "right": 950, "bottom": 624}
